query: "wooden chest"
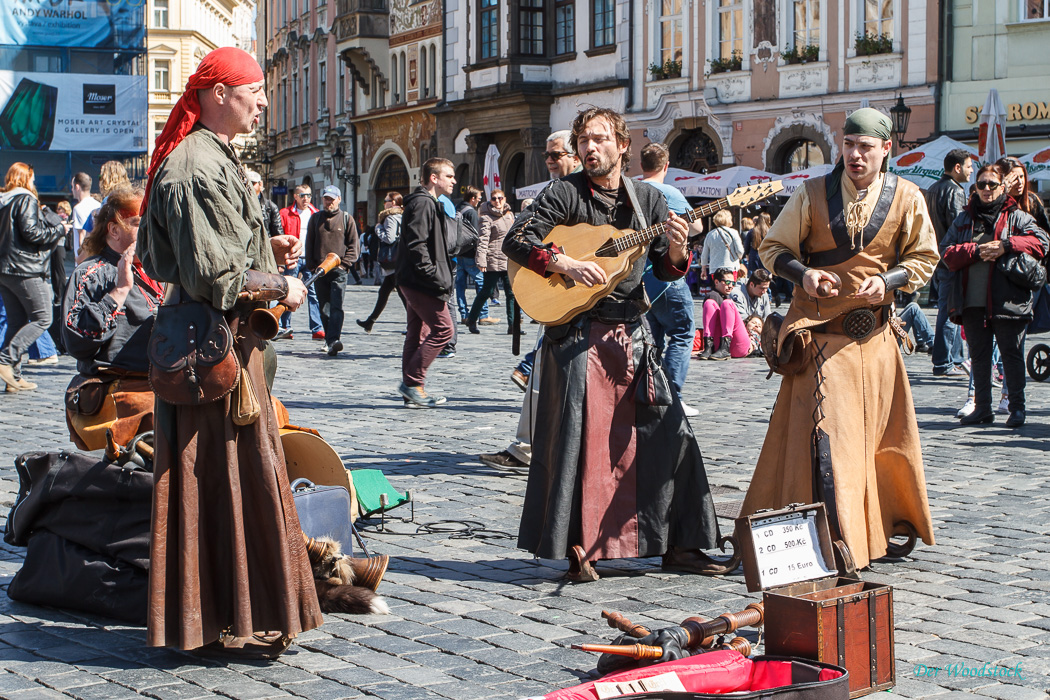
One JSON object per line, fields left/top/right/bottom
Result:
{"left": 734, "top": 504, "right": 895, "bottom": 698}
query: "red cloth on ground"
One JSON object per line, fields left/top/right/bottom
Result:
{"left": 141, "top": 47, "right": 264, "bottom": 214}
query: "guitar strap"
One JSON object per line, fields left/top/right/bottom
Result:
{"left": 621, "top": 177, "right": 654, "bottom": 311}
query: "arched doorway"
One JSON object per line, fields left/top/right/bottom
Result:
{"left": 503, "top": 152, "right": 525, "bottom": 211}
{"left": 775, "top": 138, "right": 826, "bottom": 172}
{"left": 671, "top": 130, "right": 720, "bottom": 173}
{"left": 374, "top": 155, "right": 409, "bottom": 193}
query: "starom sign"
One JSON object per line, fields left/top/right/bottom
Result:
{"left": 965, "top": 102, "right": 1050, "bottom": 124}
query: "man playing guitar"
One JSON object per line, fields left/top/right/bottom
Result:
{"left": 503, "top": 107, "right": 725, "bottom": 581}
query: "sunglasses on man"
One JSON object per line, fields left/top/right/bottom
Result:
{"left": 544, "top": 150, "right": 570, "bottom": 160}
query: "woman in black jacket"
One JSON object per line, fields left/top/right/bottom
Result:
{"left": 0, "top": 162, "right": 68, "bottom": 392}
{"left": 941, "top": 162, "right": 1050, "bottom": 427}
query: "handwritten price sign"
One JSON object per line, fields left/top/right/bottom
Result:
{"left": 749, "top": 511, "right": 835, "bottom": 589}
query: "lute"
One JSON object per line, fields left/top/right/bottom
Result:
{"left": 508, "top": 180, "right": 784, "bottom": 325}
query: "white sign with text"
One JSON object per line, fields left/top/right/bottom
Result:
{"left": 749, "top": 511, "right": 836, "bottom": 589}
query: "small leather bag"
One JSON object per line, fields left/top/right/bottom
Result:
{"left": 148, "top": 298, "right": 239, "bottom": 405}
{"left": 65, "top": 375, "right": 112, "bottom": 416}
{"left": 997, "top": 251, "right": 1047, "bottom": 291}
{"left": 761, "top": 313, "right": 811, "bottom": 378}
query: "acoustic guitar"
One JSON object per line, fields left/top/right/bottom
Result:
{"left": 508, "top": 180, "right": 784, "bottom": 325}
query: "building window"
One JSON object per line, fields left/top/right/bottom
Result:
{"left": 555, "top": 0, "right": 575, "bottom": 54}
{"left": 717, "top": 0, "right": 743, "bottom": 60}
{"left": 154, "top": 121, "right": 166, "bottom": 140}
{"left": 281, "top": 79, "right": 287, "bottom": 131}
{"left": 593, "top": 0, "right": 615, "bottom": 48}
{"left": 1024, "top": 0, "right": 1050, "bottom": 19}
{"left": 430, "top": 44, "right": 437, "bottom": 96}
{"left": 318, "top": 61, "right": 327, "bottom": 110}
{"left": 400, "top": 50, "right": 407, "bottom": 103}
{"left": 391, "top": 53, "right": 399, "bottom": 102}
{"left": 861, "top": 0, "right": 892, "bottom": 37}
{"left": 153, "top": 0, "right": 169, "bottom": 28}
{"left": 420, "top": 49, "right": 428, "bottom": 97}
{"left": 660, "top": 0, "right": 683, "bottom": 65}
{"left": 519, "top": 0, "right": 545, "bottom": 55}
{"left": 303, "top": 66, "right": 310, "bottom": 123}
{"left": 791, "top": 0, "right": 819, "bottom": 47}
{"left": 153, "top": 60, "right": 169, "bottom": 91}
{"left": 338, "top": 61, "right": 345, "bottom": 113}
{"left": 292, "top": 75, "right": 298, "bottom": 127}
{"left": 480, "top": 0, "right": 499, "bottom": 60}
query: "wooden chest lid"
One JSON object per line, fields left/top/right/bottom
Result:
{"left": 733, "top": 503, "right": 842, "bottom": 593}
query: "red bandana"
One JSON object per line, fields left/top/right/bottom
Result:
{"left": 141, "top": 47, "right": 264, "bottom": 214}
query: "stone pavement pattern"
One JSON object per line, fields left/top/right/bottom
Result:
{"left": 0, "top": 286, "right": 1048, "bottom": 700}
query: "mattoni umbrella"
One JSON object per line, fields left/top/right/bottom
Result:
{"left": 1019, "top": 145, "right": 1050, "bottom": 181}
{"left": 515, "top": 180, "right": 552, "bottom": 200}
{"left": 977, "top": 88, "right": 1007, "bottom": 166}
{"left": 675, "top": 166, "right": 776, "bottom": 198}
{"left": 482, "top": 144, "right": 501, "bottom": 200}
{"left": 776, "top": 164, "right": 834, "bottom": 197}
{"left": 889, "top": 135, "right": 977, "bottom": 190}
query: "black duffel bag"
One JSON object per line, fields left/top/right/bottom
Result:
{"left": 5, "top": 447, "right": 153, "bottom": 624}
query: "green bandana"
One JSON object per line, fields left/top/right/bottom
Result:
{"left": 843, "top": 108, "right": 893, "bottom": 142}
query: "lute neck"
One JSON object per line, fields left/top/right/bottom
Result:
{"left": 611, "top": 197, "right": 731, "bottom": 252}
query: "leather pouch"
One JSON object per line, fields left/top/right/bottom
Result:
{"left": 232, "top": 364, "right": 261, "bottom": 426}
{"left": 147, "top": 300, "right": 239, "bottom": 405}
{"left": 65, "top": 375, "right": 112, "bottom": 416}
{"left": 762, "top": 313, "right": 812, "bottom": 378}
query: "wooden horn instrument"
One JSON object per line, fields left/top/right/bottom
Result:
{"left": 571, "top": 643, "right": 664, "bottom": 660}
{"left": 678, "top": 602, "right": 765, "bottom": 649}
{"left": 248, "top": 252, "right": 342, "bottom": 340}
{"left": 601, "top": 610, "right": 651, "bottom": 639}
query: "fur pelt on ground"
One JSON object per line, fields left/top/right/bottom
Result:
{"left": 308, "top": 537, "right": 389, "bottom": 615}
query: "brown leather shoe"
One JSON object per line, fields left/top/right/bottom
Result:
{"left": 567, "top": 544, "right": 599, "bottom": 582}
{"left": 662, "top": 547, "right": 732, "bottom": 576}
{"left": 0, "top": 364, "right": 18, "bottom": 390}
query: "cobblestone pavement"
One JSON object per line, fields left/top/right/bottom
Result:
{"left": 0, "top": 285, "right": 1048, "bottom": 700}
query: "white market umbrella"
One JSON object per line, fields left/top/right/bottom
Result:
{"left": 482, "top": 144, "right": 501, "bottom": 199}
{"left": 1018, "top": 145, "right": 1050, "bottom": 181}
{"left": 633, "top": 167, "right": 705, "bottom": 193}
{"left": 675, "top": 165, "right": 776, "bottom": 198}
{"left": 515, "top": 180, "right": 552, "bottom": 199}
{"left": 889, "top": 135, "right": 977, "bottom": 190}
{"left": 977, "top": 88, "right": 1008, "bottom": 166}
{"left": 776, "top": 164, "right": 834, "bottom": 197}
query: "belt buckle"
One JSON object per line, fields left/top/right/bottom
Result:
{"left": 842, "top": 308, "right": 877, "bottom": 340}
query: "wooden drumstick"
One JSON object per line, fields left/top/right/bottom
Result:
{"left": 571, "top": 643, "right": 664, "bottom": 660}
{"left": 601, "top": 610, "right": 651, "bottom": 639}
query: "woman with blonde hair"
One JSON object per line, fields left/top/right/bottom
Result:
{"left": 700, "top": 208, "right": 743, "bottom": 281}
{"left": 0, "top": 162, "right": 68, "bottom": 392}
{"left": 98, "top": 160, "right": 131, "bottom": 199}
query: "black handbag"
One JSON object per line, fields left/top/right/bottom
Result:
{"left": 997, "top": 251, "right": 1047, "bottom": 291}
{"left": 447, "top": 211, "right": 480, "bottom": 259}
{"left": 5, "top": 448, "right": 153, "bottom": 624}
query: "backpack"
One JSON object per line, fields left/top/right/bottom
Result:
{"left": 447, "top": 210, "right": 480, "bottom": 259}
{"left": 377, "top": 216, "right": 401, "bottom": 270}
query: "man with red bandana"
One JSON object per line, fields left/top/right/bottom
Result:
{"left": 138, "top": 47, "right": 322, "bottom": 657}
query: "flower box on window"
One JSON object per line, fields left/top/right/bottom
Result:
{"left": 854, "top": 31, "right": 893, "bottom": 57}
{"left": 649, "top": 59, "right": 683, "bottom": 81}
{"left": 708, "top": 50, "right": 742, "bottom": 75}
{"left": 781, "top": 44, "right": 819, "bottom": 65}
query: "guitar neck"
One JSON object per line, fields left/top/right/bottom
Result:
{"left": 611, "top": 197, "right": 731, "bottom": 253}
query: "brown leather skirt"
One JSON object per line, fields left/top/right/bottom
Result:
{"left": 147, "top": 318, "right": 322, "bottom": 649}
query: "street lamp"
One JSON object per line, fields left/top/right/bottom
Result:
{"left": 889, "top": 94, "right": 922, "bottom": 152}
{"left": 331, "top": 143, "right": 359, "bottom": 187}
{"left": 259, "top": 153, "right": 273, "bottom": 182}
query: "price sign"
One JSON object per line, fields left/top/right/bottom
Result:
{"left": 750, "top": 510, "right": 835, "bottom": 589}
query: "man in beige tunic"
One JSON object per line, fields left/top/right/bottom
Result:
{"left": 741, "top": 108, "right": 938, "bottom": 569}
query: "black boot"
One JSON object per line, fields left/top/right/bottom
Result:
{"left": 710, "top": 336, "right": 733, "bottom": 360}
{"left": 697, "top": 336, "right": 714, "bottom": 360}
{"left": 467, "top": 318, "right": 480, "bottom": 335}
{"left": 356, "top": 318, "right": 374, "bottom": 333}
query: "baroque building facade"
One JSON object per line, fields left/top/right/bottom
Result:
{"left": 627, "top": 0, "right": 938, "bottom": 175}
{"left": 940, "top": 0, "right": 1050, "bottom": 156}
{"left": 148, "top": 0, "right": 254, "bottom": 158}
{"left": 437, "top": 0, "right": 634, "bottom": 206}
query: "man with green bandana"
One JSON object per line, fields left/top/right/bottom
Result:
{"left": 740, "top": 108, "right": 939, "bottom": 569}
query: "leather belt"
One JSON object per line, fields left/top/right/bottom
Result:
{"left": 588, "top": 298, "right": 647, "bottom": 324}
{"left": 812, "top": 305, "right": 890, "bottom": 340}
